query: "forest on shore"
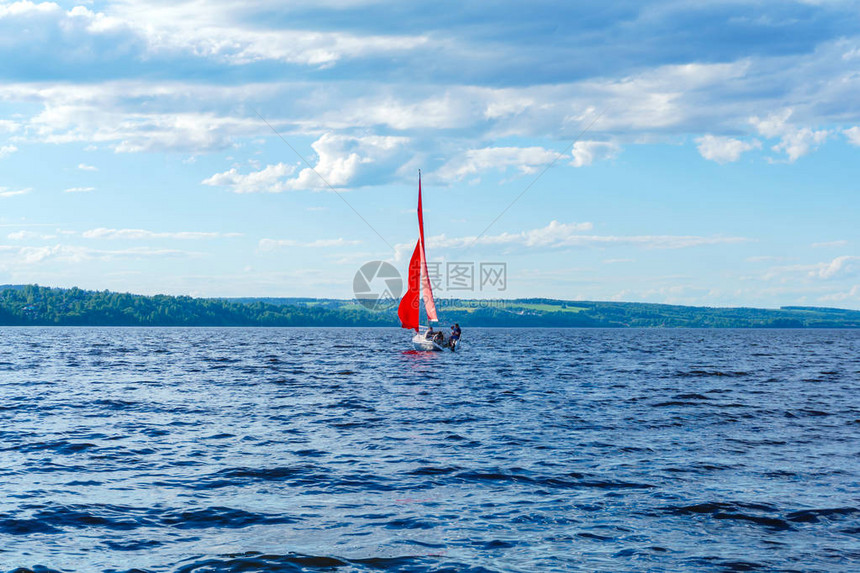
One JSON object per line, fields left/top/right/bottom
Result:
{"left": 1, "top": 284, "right": 859, "bottom": 328}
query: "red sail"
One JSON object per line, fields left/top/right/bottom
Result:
{"left": 398, "top": 172, "right": 438, "bottom": 331}
{"left": 417, "top": 175, "right": 438, "bottom": 321}
{"left": 397, "top": 241, "right": 421, "bottom": 331}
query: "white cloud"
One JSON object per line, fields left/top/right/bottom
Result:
{"left": 812, "top": 240, "right": 848, "bottom": 248}
{"left": 820, "top": 285, "right": 860, "bottom": 303}
{"left": 0, "top": 145, "right": 18, "bottom": 158}
{"left": 0, "top": 1, "right": 427, "bottom": 69}
{"left": 202, "top": 163, "right": 295, "bottom": 194}
{"left": 814, "top": 255, "right": 860, "bottom": 279}
{"left": 0, "top": 1, "right": 61, "bottom": 18}
{"left": 0, "top": 187, "right": 32, "bottom": 197}
{"left": 258, "top": 238, "right": 360, "bottom": 250}
{"left": 204, "top": 133, "right": 410, "bottom": 192}
{"left": 82, "top": 228, "right": 236, "bottom": 240}
{"left": 288, "top": 133, "right": 410, "bottom": 189}
{"left": 400, "top": 220, "right": 746, "bottom": 253}
{"left": 0, "top": 120, "right": 20, "bottom": 133}
{"left": 695, "top": 135, "right": 760, "bottom": 164}
{"left": 104, "top": 1, "right": 428, "bottom": 67}
{"left": 844, "top": 126, "right": 860, "bottom": 146}
{"left": 0, "top": 244, "right": 198, "bottom": 265}
{"left": 436, "top": 146, "right": 560, "bottom": 182}
{"left": 570, "top": 141, "right": 619, "bottom": 167}
{"left": 77, "top": 163, "right": 98, "bottom": 171}
{"left": 7, "top": 230, "right": 55, "bottom": 240}
{"left": 750, "top": 109, "right": 829, "bottom": 162}
{"left": 64, "top": 186, "right": 95, "bottom": 193}
{"left": 762, "top": 255, "right": 860, "bottom": 282}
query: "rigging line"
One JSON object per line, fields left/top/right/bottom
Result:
{"left": 466, "top": 107, "right": 608, "bottom": 249}
{"left": 253, "top": 109, "right": 395, "bottom": 252}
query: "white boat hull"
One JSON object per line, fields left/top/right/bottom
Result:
{"left": 412, "top": 335, "right": 443, "bottom": 351}
{"left": 412, "top": 331, "right": 458, "bottom": 352}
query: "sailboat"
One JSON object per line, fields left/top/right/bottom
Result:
{"left": 398, "top": 171, "right": 457, "bottom": 351}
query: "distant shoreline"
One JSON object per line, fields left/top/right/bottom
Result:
{"left": 2, "top": 285, "right": 859, "bottom": 328}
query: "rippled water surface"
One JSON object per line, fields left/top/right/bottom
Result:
{"left": 1, "top": 327, "right": 859, "bottom": 572}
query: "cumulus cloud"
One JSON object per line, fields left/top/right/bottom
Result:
{"left": 0, "top": 120, "right": 21, "bottom": 133}
{"left": 695, "top": 135, "right": 760, "bottom": 163}
{"left": 288, "top": 133, "right": 410, "bottom": 189}
{"left": 436, "top": 146, "right": 559, "bottom": 182}
{"left": 813, "top": 255, "right": 859, "bottom": 279}
{"left": 202, "top": 163, "right": 295, "bottom": 194}
{"left": 750, "top": 109, "right": 829, "bottom": 162}
{"left": 0, "top": 144, "right": 18, "bottom": 158}
{"left": 570, "top": 141, "right": 619, "bottom": 167}
{"left": 844, "top": 126, "right": 860, "bottom": 146}
{"left": 762, "top": 255, "right": 860, "bottom": 282}
{"left": 205, "top": 134, "right": 410, "bottom": 192}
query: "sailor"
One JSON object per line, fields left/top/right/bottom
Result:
{"left": 425, "top": 327, "right": 435, "bottom": 340}
{"left": 450, "top": 323, "right": 461, "bottom": 342}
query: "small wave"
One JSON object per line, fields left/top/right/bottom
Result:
{"left": 785, "top": 507, "right": 859, "bottom": 523}
{"left": 160, "top": 506, "right": 297, "bottom": 529}
{"left": 686, "top": 557, "right": 768, "bottom": 571}
{"left": 663, "top": 502, "right": 791, "bottom": 530}
{"left": 675, "top": 370, "right": 750, "bottom": 378}
{"left": 199, "top": 465, "right": 322, "bottom": 488}
{"left": 173, "top": 552, "right": 457, "bottom": 573}
{"left": 452, "top": 469, "right": 654, "bottom": 491}
{"left": 673, "top": 393, "right": 711, "bottom": 400}
{"left": 408, "top": 466, "right": 461, "bottom": 476}
{"left": 15, "top": 440, "right": 97, "bottom": 455}
{"left": 384, "top": 517, "right": 437, "bottom": 530}
{"left": 0, "top": 516, "right": 63, "bottom": 535}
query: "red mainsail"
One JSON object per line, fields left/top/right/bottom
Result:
{"left": 398, "top": 173, "right": 438, "bottom": 331}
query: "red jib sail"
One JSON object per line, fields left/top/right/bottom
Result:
{"left": 398, "top": 173, "right": 438, "bottom": 331}
{"left": 397, "top": 241, "right": 421, "bottom": 331}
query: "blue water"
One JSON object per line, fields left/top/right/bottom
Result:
{"left": 0, "top": 327, "right": 858, "bottom": 572}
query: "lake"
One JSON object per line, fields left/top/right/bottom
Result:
{"left": 1, "top": 327, "right": 858, "bottom": 572}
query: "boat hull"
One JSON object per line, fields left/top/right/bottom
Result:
{"left": 412, "top": 334, "right": 444, "bottom": 351}
{"left": 412, "top": 332, "right": 457, "bottom": 351}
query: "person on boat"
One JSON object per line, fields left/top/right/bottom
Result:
{"left": 425, "top": 327, "right": 435, "bottom": 340}
{"left": 433, "top": 330, "right": 445, "bottom": 344}
{"left": 450, "top": 323, "right": 461, "bottom": 342}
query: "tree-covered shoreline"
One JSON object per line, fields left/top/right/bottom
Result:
{"left": 2, "top": 284, "right": 859, "bottom": 328}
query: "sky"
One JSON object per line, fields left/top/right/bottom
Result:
{"left": 1, "top": 0, "right": 859, "bottom": 308}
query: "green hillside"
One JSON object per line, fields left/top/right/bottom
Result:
{"left": 1, "top": 285, "right": 859, "bottom": 328}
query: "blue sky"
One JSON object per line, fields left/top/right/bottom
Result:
{"left": 1, "top": 0, "right": 859, "bottom": 308}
